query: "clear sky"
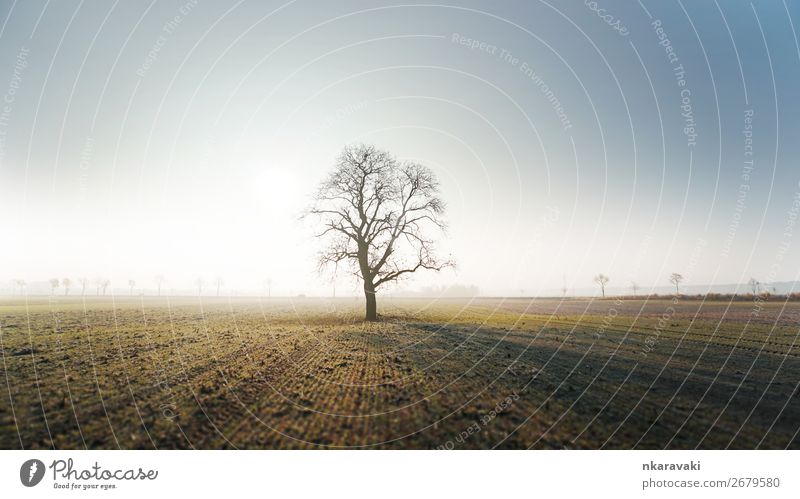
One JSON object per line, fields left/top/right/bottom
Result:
{"left": 1, "top": 0, "right": 799, "bottom": 296}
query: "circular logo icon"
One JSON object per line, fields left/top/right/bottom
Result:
{"left": 20, "top": 459, "right": 45, "bottom": 487}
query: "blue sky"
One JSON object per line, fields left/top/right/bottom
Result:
{"left": 1, "top": 0, "right": 799, "bottom": 296}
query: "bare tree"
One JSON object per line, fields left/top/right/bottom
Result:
{"left": 155, "top": 275, "right": 166, "bottom": 296}
{"left": 195, "top": 278, "right": 205, "bottom": 296}
{"left": 305, "top": 144, "right": 453, "bottom": 321}
{"left": 669, "top": 272, "right": 684, "bottom": 295}
{"left": 49, "top": 278, "right": 60, "bottom": 295}
{"left": 79, "top": 278, "right": 89, "bottom": 296}
{"left": 101, "top": 279, "right": 110, "bottom": 296}
{"left": 62, "top": 277, "right": 72, "bottom": 295}
{"left": 94, "top": 278, "right": 104, "bottom": 296}
{"left": 213, "top": 277, "right": 223, "bottom": 297}
{"left": 748, "top": 277, "right": 760, "bottom": 295}
{"left": 128, "top": 279, "right": 136, "bottom": 296}
{"left": 631, "top": 281, "right": 639, "bottom": 297}
{"left": 593, "top": 274, "right": 609, "bottom": 298}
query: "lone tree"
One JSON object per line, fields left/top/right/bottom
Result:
{"left": 128, "top": 279, "right": 136, "bottom": 296}
{"left": 306, "top": 144, "right": 452, "bottom": 321}
{"left": 62, "top": 277, "right": 72, "bottom": 295}
{"left": 49, "top": 278, "right": 60, "bottom": 295}
{"left": 748, "top": 277, "right": 760, "bottom": 295}
{"left": 631, "top": 281, "right": 640, "bottom": 297}
{"left": 669, "top": 272, "right": 684, "bottom": 295}
{"left": 594, "top": 274, "right": 609, "bottom": 298}
{"left": 154, "top": 275, "right": 166, "bottom": 296}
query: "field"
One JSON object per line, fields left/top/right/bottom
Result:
{"left": 1, "top": 296, "right": 799, "bottom": 449}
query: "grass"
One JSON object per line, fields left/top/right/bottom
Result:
{"left": 1, "top": 296, "right": 799, "bottom": 449}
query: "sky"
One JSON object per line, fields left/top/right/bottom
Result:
{"left": 1, "top": 0, "right": 799, "bottom": 296}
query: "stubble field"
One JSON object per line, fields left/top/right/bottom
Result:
{"left": 1, "top": 296, "right": 799, "bottom": 449}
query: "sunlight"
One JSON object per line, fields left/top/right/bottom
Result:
{"left": 252, "top": 166, "right": 303, "bottom": 214}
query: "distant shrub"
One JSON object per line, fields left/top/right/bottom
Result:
{"left": 614, "top": 292, "right": 800, "bottom": 302}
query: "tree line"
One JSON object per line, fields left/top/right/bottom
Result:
{"left": 7, "top": 275, "right": 275, "bottom": 297}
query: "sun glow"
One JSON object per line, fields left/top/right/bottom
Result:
{"left": 253, "top": 167, "right": 303, "bottom": 214}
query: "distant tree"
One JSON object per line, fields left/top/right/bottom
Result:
{"left": 305, "top": 144, "right": 452, "bottom": 321}
{"left": 155, "top": 275, "right": 166, "bottom": 296}
{"left": 669, "top": 273, "right": 684, "bottom": 295}
{"left": 631, "top": 281, "right": 640, "bottom": 297}
{"left": 62, "top": 277, "right": 72, "bottom": 295}
{"left": 195, "top": 277, "right": 205, "bottom": 295}
{"left": 748, "top": 277, "right": 760, "bottom": 295}
{"left": 213, "top": 277, "right": 223, "bottom": 297}
{"left": 128, "top": 280, "right": 136, "bottom": 296}
{"left": 263, "top": 278, "right": 272, "bottom": 298}
{"left": 79, "top": 278, "right": 89, "bottom": 296}
{"left": 593, "top": 274, "right": 609, "bottom": 298}
{"left": 12, "top": 279, "right": 26, "bottom": 295}
{"left": 94, "top": 278, "right": 104, "bottom": 296}
{"left": 49, "top": 278, "right": 60, "bottom": 295}
{"left": 101, "top": 280, "right": 110, "bottom": 296}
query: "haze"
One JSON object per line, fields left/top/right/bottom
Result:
{"left": 1, "top": 0, "right": 799, "bottom": 296}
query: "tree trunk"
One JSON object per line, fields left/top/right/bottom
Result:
{"left": 364, "top": 282, "right": 377, "bottom": 321}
